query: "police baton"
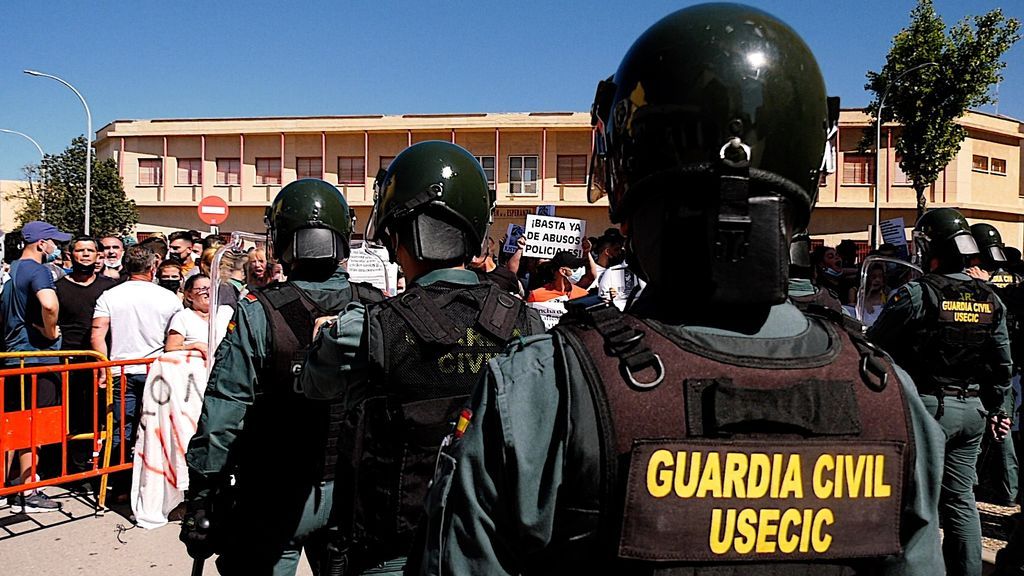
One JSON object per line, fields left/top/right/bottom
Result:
{"left": 190, "top": 516, "right": 211, "bottom": 576}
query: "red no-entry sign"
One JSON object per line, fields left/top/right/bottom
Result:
{"left": 197, "top": 195, "right": 229, "bottom": 226}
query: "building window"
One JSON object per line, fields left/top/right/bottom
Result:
{"left": 556, "top": 154, "right": 588, "bottom": 185}
{"left": 380, "top": 156, "right": 394, "bottom": 171}
{"left": 991, "top": 158, "right": 1007, "bottom": 175}
{"left": 296, "top": 157, "right": 322, "bottom": 180}
{"left": 972, "top": 155, "right": 989, "bottom": 173}
{"left": 177, "top": 158, "right": 202, "bottom": 186}
{"left": 842, "top": 154, "right": 874, "bottom": 185}
{"left": 894, "top": 156, "right": 912, "bottom": 186}
{"left": 216, "top": 158, "right": 240, "bottom": 186}
{"left": 138, "top": 159, "right": 162, "bottom": 186}
{"left": 256, "top": 157, "right": 282, "bottom": 185}
{"left": 338, "top": 157, "right": 365, "bottom": 185}
{"left": 474, "top": 156, "right": 496, "bottom": 190}
{"left": 509, "top": 155, "right": 539, "bottom": 195}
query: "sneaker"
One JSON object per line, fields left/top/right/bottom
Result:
{"left": 11, "top": 491, "right": 61, "bottom": 514}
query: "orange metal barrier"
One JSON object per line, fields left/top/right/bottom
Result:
{"left": 0, "top": 351, "right": 154, "bottom": 509}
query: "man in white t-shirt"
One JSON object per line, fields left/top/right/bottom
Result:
{"left": 91, "top": 245, "right": 182, "bottom": 470}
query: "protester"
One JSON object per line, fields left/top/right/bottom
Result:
{"left": 164, "top": 274, "right": 232, "bottom": 359}
{"left": 467, "top": 236, "right": 523, "bottom": 296}
{"left": 844, "top": 262, "right": 886, "bottom": 326}
{"left": 168, "top": 231, "right": 198, "bottom": 279}
{"left": 91, "top": 245, "right": 182, "bottom": 493}
{"left": 99, "top": 234, "right": 127, "bottom": 283}
{"left": 810, "top": 243, "right": 843, "bottom": 299}
{"left": 526, "top": 251, "right": 588, "bottom": 302}
{"left": 55, "top": 235, "right": 117, "bottom": 487}
{"left": 582, "top": 228, "right": 625, "bottom": 289}
{"left": 244, "top": 247, "right": 273, "bottom": 290}
{"left": 1, "top": 220, "right": 72, "bottom": 513}
{"left": 156, "top": 260, "right": 184, "bottom": 298}
{"left": 140, "top": 235, "right": 169, "bottom": 261}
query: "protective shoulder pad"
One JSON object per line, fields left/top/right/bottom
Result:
{"left": 388, "top": 284, "right": 462, "bottom": 346}
{"left": 477, "top": 283, "right": 525, "bottom": 342}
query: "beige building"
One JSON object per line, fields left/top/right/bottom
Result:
{"left": 91, "top": 109, "right": 1023, "bottom": 253}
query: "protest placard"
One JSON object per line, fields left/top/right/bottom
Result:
{"left": 347, "top": 246, "right": 392, "bottom": 294}
{"left": 528, "top": 300, "right": 568, "bottom": 330}
{"left": 523, "top": 214, "right": 587, "bottom": 259}
{"left": 503, "top": 223, "right": 526, "bottom": 254}
{"left": 879, "top": 217, "right": 909, "bottom": 259}
{"left": 536, "top": 205, "right": 556, "bottom": 217}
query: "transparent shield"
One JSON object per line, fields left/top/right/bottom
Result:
{"left": 208, "top": 230, "right": 266, "bottom": 373}
{"left": 855, "top": 255, "right": 922, "bottom": 328}
{"left": 587, "top": 141, "right": 609, "bottom": 204}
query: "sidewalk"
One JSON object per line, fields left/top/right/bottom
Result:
{"left": 0, "top": 486, "right": 313, "bottom": 576}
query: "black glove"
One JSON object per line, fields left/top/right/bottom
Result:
{"left": 180, "top": 505, "right": 216, "bottom": 560}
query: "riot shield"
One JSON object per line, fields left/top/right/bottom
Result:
{"left": 855, "top": 255, "right": 922, "bottom": 328}
{"left": 207, "top": 230, "right": 266, "bottom": 372}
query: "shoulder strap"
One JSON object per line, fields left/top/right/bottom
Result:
{"left": 564, "top": 300, "right": 663, "bottom": 388}
{"left": 388, "top": 284, "right": 462, "bottom": 346}
{"left": 254, "top": 282, "right": 325, "bottom": 350}
{"left": 476, "top": 283, "right": 524, "bottom": 342}
{"left": 802, "top": 304, "right": 890, "bottom": 392}
{"left": 350, "top": 282, "right": 385, "bottom": 305}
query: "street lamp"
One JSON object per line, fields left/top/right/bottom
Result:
{"left": 24, "top": 69, "right": 93, "bottom": 234}
{"left": 872, "top": 61, "right": 937, "bottom": 249}
{"left": 0, "top": 128, "right": 46, "bottom": 216}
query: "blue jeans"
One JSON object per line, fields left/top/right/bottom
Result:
{"left": 111, "top": 373, "right": 147, "bottom": 463}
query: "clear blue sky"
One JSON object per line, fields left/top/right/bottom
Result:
{"left": 0, "top": 0, "right": 1020, "bottom": 180}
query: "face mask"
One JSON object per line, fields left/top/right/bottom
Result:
{"left": 44, "top": 246, "right": 60, "bottom": 264}
{"left": 61, "top": 266, "right": 73, "bottom": 274}
{"left": 106, "top": 257, "right": 122, "bottom": 269}
{"left": 71, "top": 261, "right": 96, "bottom": 276}
{"left": 569, "top": 267, "right": 585, "bottom": 284}
{"left": 168, "top": 251, "right": 184, "bottom": 264}
{"left": 158, "top": 279, "right": 181, "bottom": 292}
{"left": 823, "top": 267, "right": 843, "bottom": 279}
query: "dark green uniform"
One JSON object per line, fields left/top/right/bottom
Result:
{"left": 186, "top": 268, "right": 358, "bottom": 576}
{"left": 869, "top": 273, "right": 1012, "bottom": 576}
{"left": 416, "top": 298, "right": 945, "bottom": 575}
{"left": 301, "top": 267, "right": 543, "bottom": 575}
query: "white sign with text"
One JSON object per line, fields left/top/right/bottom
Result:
{"left": 523, "top": 214, "right": 587, "bottom": 259}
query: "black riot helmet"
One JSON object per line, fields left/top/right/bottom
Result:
{"left": 970, "top": 222, "right": 1007, "bottom": 269}
{"left": 368, "top": 141, "right": 494, "bottom": 264}
{"left": 588, "top": 3, "right": 830, "bottom": 305}
{"left": 913, "top": 208, "right": 979, "bottom": 272}
{"left": 265, "top": 179, "right": 352, "bottom": 268}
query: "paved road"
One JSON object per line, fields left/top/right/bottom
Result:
{"left": 0, "top": 486, "right": 313, "bottom": 576}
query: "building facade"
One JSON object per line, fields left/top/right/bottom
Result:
{"left": 93, "top": 109, "right": 1023, "bottom": 250}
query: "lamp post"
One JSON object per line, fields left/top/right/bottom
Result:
{"left": 0, "top": 128, "right": 46, "bottom": 216}
{"left": 873, "top": 61, "right": 937, "bottom": 249}
{"left": 24, "top": 69, "right": 92, "bottom": 234}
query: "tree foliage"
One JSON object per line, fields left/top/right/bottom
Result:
{"left": 865, "top": 0, "right": 1019, "bottom": 219}
{"left": 7, "top": 136, "right": 138, "bottom": 237}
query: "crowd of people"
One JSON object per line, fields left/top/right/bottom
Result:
{"left": 2, "top": 3, "right": 1024, "bottom": 576}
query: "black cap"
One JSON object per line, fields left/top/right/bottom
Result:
{"left": 550, "top": 251, "right": 586, "bottom": 269}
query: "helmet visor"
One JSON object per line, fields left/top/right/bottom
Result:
{"left": 365, "top": 168, "right": 388, "bottom": 243}
{"left": 953, "top": 233, "right": 980, "bottom": 256}
{"left": 587, "top": 139, "right": 608, "bottom": 204}
{"left": 988, "top": 245, "right": 1007, "bottom": 263}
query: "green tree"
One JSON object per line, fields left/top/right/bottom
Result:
{"left": 865, "top": 0, "right": 1020, "bottom": 219}
{"left": 7, "top": 136, "right": 138, "bottom": 237}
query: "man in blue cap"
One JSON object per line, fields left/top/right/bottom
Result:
{"left": 1, "top": 220, "right": 72, "bottom": 512}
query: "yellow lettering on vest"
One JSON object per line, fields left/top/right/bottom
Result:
{"left": 874, "top": 455, "right": 891, "bottom": 497}
{"left": 865, "top": 454, "right": 874, "bottom": 498}
{"left": 674, "top": 451, "right": 700, "bottom": 498}
{"left": 734, "top": 508, "right": 758, "bottom": 554}
{"left": 755, "top": 509, "right": 780, "bottom": 553}
{"left": 954, "top": 311, "right": 980, "bottom": 323}
{"left": 747, "top": 453, "right": 771, "bottom": 498}
{"left": 812, "top": 509, "right": 834, "bottom": 553}
{"left": 770, "top": 454, "right": 784, "bottom": 498}
{"left": 800, "top": 509, "right": 814, "bottom": 552}
{"left": 723, "top": 452, "right": 748, "bottom": 498}
{"left": 646, "top": 449, "right": 673, "bottom": 498}
{"left": 464, "top": 327, "right": 486, "bottom": 347}
{"left": 843, "top": 455, "right": 867, "bottom": 498}
{"left": 696, "top": 452, "right": 723, "bottom": 498}
{"left": 438, "top": 353, "right": 456, "bottom": 374}
{"left": 779, "top": 455, "right": 803, "bottom": 499}
{"left": 466, "top": 353, "right": 489, "bottom": 374}
{"left": 778, "top": 508, "right": 803, "bottom": 553}
{"left": 813, "top": 455, "right": 834, "bottom": 499}
{"left": 709, "top": 509, "right": 735, "bottom": 555}
{"left": 834, "top": 454, "right": 844, "bottom": 497}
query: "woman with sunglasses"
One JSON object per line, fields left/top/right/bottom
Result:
{"left": 164, "top": 274, "right": 231, "bottom": 359}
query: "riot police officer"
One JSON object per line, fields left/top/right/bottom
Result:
{"left": 412, "top": 4, "right": 944, "bottom": 575}
{"left": 969, "top": 222, "right": 1020, "bottom": 507}
{"left": 180, "top": 179, "right": 382, "bottom": 575}
{"left": 299, "top": 141, "right": 544, "bottom": 575}
{"left": 869, "top": 208, "right": 1013, "bottom": 576}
